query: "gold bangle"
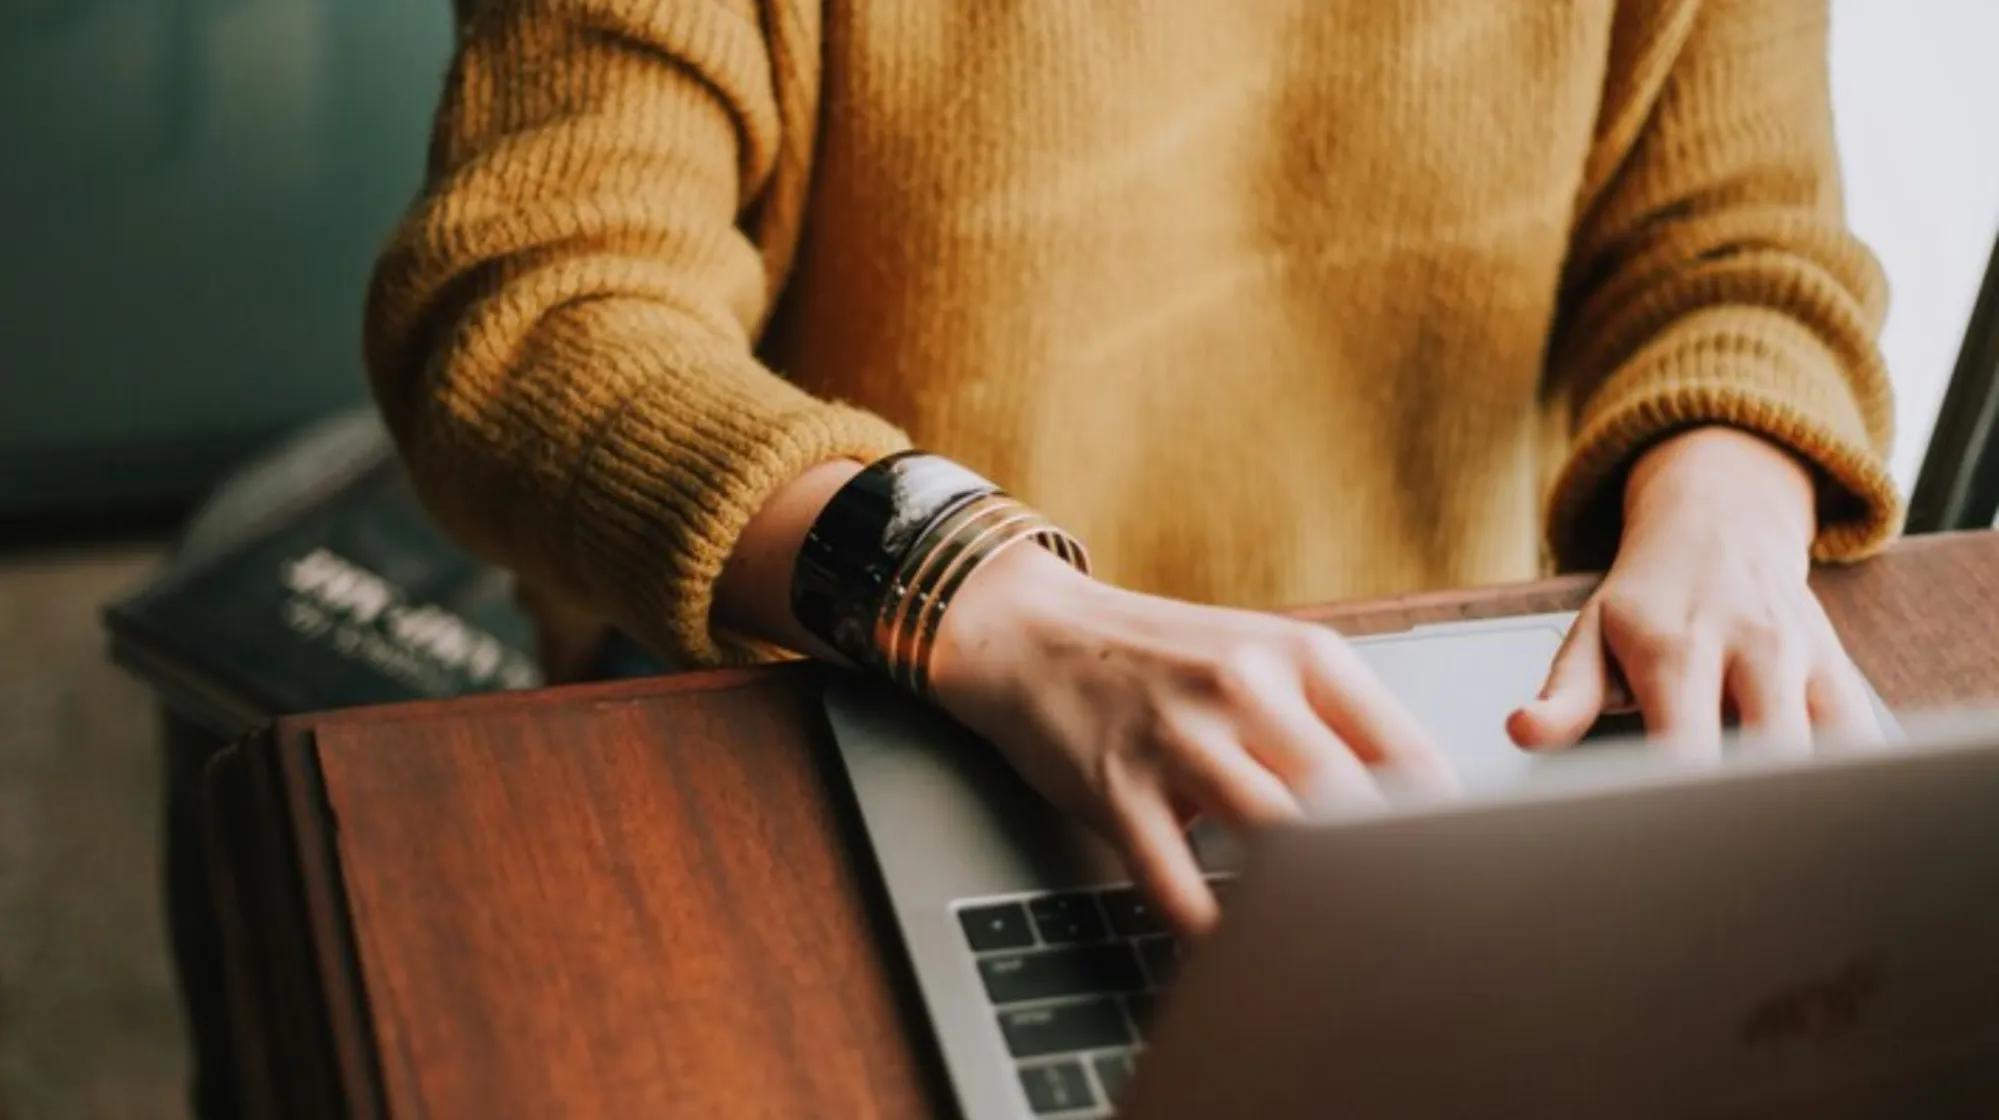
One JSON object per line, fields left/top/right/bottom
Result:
{"left": 874, "top": 494, "right": 1021, "bottom": 685}
{"left": 906, "top": 511, "right": 1085, "bottom": 698}
{"left": 891, "top": 504, "right": 1045, "bottom": 692}
{"left": 868, "top": 491, "right": 1088, "bottom": 696}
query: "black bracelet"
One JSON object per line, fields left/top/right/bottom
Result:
{"left": 791, "top": 452, "right": 1001, "bottom": 668}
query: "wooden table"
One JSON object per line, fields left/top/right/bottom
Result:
{"left": 207, "top": 532, "right": 1999, "bottom": 1118}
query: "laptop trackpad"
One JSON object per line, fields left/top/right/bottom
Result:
{"left": 1185, "top": 616, "right": 1582, "bottom": 868}
{"left": 1350, "top": 617, "right": 1574, "bottom": 797}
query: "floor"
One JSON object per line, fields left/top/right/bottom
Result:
{"left": 0, "top": 542, "right": 189, "bottom": 1119}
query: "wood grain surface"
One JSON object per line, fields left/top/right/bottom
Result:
{"left": 231, "top": 532, "right": 1999, "bottom": 1117}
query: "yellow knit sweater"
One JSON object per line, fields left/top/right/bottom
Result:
{"left": 365, "top": 0, "right": 1898, "bottom": 668}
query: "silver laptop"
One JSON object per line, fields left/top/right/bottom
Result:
{"left": 822, "top": 614, "right": 1992, "bottom": 1117}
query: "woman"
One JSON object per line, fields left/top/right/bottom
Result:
{"left": 366, "top": 0, "right": 1897, "bottom": 933}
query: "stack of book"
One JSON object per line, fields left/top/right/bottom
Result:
{"left": 104, "top": 412, "right": 550, "bottom": 738}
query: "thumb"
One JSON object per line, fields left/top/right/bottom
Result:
{"left": 1509, "top": 603, "right": 1608, "bottom": 751}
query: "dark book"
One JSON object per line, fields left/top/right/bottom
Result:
{"left": 105, "top": 414, "right": 546, "bottom": 738}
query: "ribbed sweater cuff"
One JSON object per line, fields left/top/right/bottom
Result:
{"left": 1547, "top": 306, "right": 1902, "bottom": 571}
{"left": 568, "top": 366, "right": 910, "bottom": 668}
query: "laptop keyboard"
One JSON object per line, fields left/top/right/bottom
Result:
{"left": 955, "top": 876, "right": 1233, "bottom": 1117}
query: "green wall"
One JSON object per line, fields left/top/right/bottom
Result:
{"left": 0, "top": 0, "right": 451, "bottom": 513}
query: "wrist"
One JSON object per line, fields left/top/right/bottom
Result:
{"left": 782, "top": 450, "right": 1091, "bottom": 695}
{"left": 1623, "top": 426, "right": 1816, "bottom": 552}
{"left": 929, "top": 542, "right": 1098, "bottom": 707}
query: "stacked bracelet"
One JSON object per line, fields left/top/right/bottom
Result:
{"left": 790, "top": 452, "right": 1090, "bottom": 697}
{"left": 874, "top": 490, "right": 1086, "bottom": 694}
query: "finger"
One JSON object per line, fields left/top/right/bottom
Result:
{"left": 1298, "top": 633, "right": 1456, "bottom": 795}
{"left": 1797, "top": 607, "right": 1888, "bottom": 748}
{"left": 1509, "top": 602, "right": 1609, "bottom": 751}
{"left": 1106, "top": 790, "right": 1219, "bottom": 936}
{"left": 1725, "top": 644, "right": 1811, "bottom": 758}
{"left": 1242, "top": 693, "right": 1400, "bottom": 812}
{"left": 1807, "top": 660, "right": 1886, "bottom": 748}
{"left": 1167, "top": 729, "right": 1305, "bottom": 829}
{"left": 1622, "top": 624, "right": 1726, "bottom": 758}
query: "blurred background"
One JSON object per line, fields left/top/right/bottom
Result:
{"left": 2, "top": 2, "right": 454, "bottom": 1115}
{"left": 1, "top": 1, "right": 1995, "bottom": 1116}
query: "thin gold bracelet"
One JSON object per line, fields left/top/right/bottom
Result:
{"left": 865, "top": 489, "right": 1088, "bottom": 695}
{"left": 903, "top": 511, "right": 1085, "bottom": 697}
{"left": 901, "top": 509, "right": 1047, "bottom": 694}
{"left": 873, "top": 494, "right": 1023, "bottom": 686}
{"left": 881, "top": 502, "right": 1043, "bottom": 691}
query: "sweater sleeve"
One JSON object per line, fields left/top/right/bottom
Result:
{"left": 363, "top": 0, "right": 909, "bottom": 668}
{"left": 1542, "top": 0, "right": 1899, "bottom": 571}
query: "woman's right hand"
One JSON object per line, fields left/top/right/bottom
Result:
{"left": 929, "top": 545, "right": 1457, "bottom": 935}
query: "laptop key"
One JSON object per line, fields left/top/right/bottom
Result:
{"left": 1135, "top": 935, "right": 1178, "bottom": 986}
{"left": 1018, "top": 1059, "right": 1097, "bottom": 1114}
{"left": 1093, "top": 1051, "right": 1136, "bottom": 1102}
{"left": 999, "top": 999, "right": 1133, "bottom": 1058}
{"left": 959, "top": 902, "right": 1035, "bottom": 952}
{"left": 1098, "top": 887, "right": 1165, "bottom": 937}
{"left": 1028, "top": 892, "right": 1107, "bottom": 943}
{"left": 979, "top": 944, "right": 1145, "bottom": 1005}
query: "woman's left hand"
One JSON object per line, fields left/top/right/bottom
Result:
{"left": 1508, "top": 425, "right": 1883, "bottom": 757}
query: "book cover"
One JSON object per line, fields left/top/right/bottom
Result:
{"left": 105, "top": 423, "right": 545, "bottom": 737}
